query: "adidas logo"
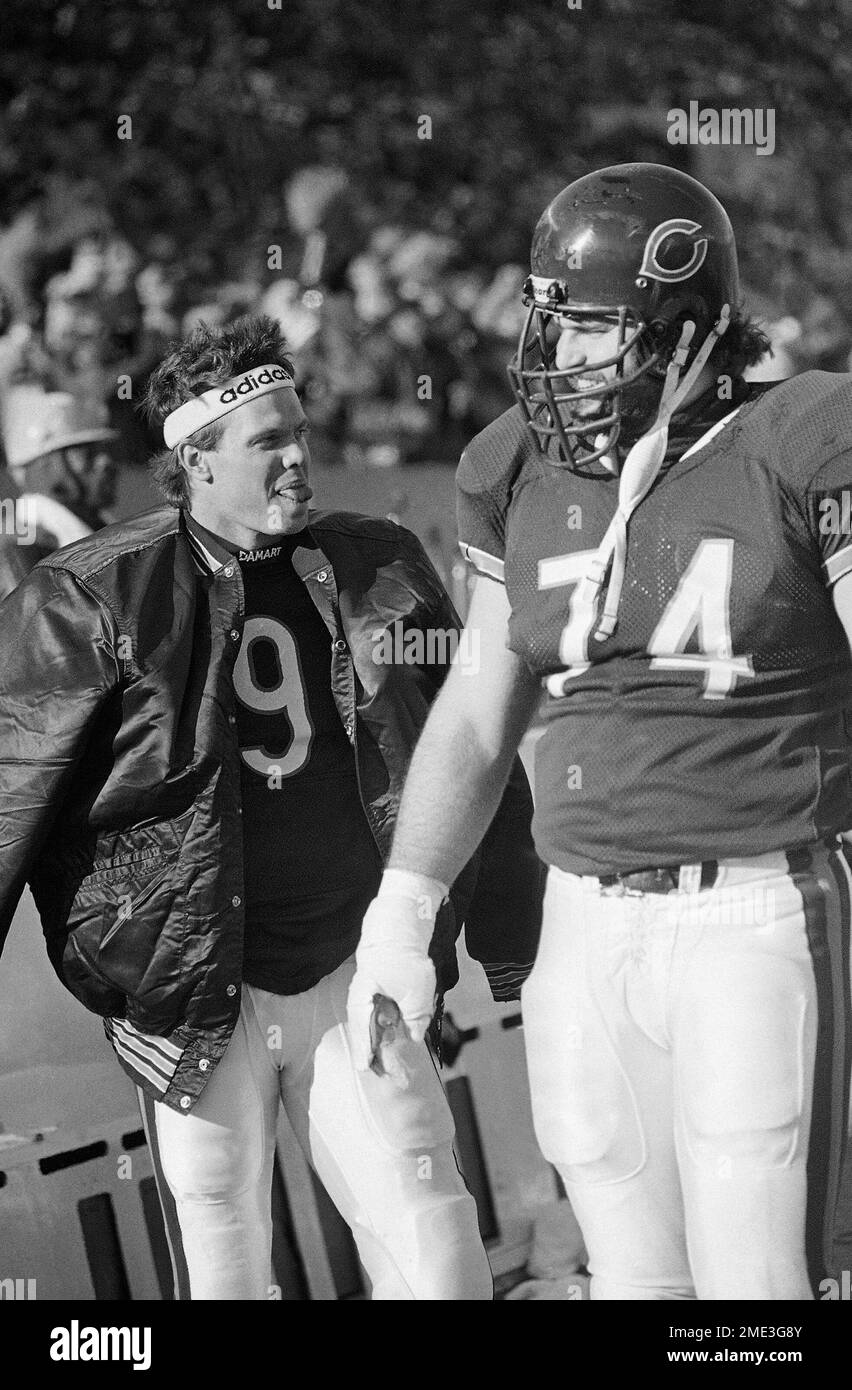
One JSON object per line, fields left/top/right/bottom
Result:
{"left": 219, "top": 367, "right": 292, "bottom": 405}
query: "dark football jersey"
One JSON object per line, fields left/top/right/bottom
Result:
{"left": 186, "top": 515, "right": 382, "bottom": 993}
{"left": 457, "top": 372, "right": 852, "bottom": 874}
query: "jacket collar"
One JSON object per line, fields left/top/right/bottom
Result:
{"left": 182, "top": 513, "right": 231, "bottom": 575}
{"left": 181, "top": 509, "right": 332, "bottom": 582}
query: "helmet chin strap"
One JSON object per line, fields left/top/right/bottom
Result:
{"left": 556, "top": 304, "right": 731, "bottom": 668}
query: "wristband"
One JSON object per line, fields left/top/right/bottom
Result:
{"left": 378, "top": 867, "right": 449, "bottom": 921}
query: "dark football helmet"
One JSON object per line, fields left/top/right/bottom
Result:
{"left": 508, "top": 163, "right": 740, "bottom": 471}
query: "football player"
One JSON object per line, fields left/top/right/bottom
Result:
{"left": 0, "top": 314, "right": 544, "bottom": 1299}
{"left": 348, "top": 163, "right": 852, "bottom": 1299}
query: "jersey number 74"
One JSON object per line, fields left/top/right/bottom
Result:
{"left": 539, "top": 538, "right": 755, "bottom": 699}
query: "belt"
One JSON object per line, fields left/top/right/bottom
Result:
{"left": 596, "top": 861, "right": 719, "bottom": 895}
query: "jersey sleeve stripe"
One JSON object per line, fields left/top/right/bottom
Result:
{"left": 483, "top": 961, "right": 533, "bottom": 999}
{"left": 824, "top": 545, "right": 852, "bottom": 586}
{"left": 459, "top": 542, "right": 505, "bottom": 583}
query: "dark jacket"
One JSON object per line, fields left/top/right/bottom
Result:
{"left": 0, "top": 505, "right": 543, "bottom": 1112}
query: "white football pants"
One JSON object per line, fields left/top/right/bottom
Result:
{"left": 522, "top": 844, "right": 852, "bottom": 1300}
{"left": 139, "top": 957, "right": 492, "bottom": 1300}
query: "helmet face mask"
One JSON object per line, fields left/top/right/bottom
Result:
{"left": 509, "top": 290, "right": 663, "bottom": 473}
{"left": 508, "top": 163, "right": 740, "bottom": 472}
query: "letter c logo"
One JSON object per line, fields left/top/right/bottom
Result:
{"left": 636, "top": 218, "right": 708, "bottom": 287}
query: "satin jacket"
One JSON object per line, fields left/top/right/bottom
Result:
{"left": 0, "top": 505, "right": 543, "bottom": 1112}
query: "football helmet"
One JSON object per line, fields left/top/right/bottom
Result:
{"left": 508, "top": 163, "right": 739, "bottom": 471}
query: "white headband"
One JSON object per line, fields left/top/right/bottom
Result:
{"left": 163, "top": 365, "right": 296, "bottom": 448}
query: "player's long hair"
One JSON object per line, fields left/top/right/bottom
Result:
{"left": 663, "top": 306, "right": 771, "bottom": 380}
{"left": 142, "top": 314, "right": 296, "bottom": 508}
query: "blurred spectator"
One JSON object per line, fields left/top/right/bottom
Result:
{"left": 471, "top": 263, "right": 527, "bottom": 342}
{"left": 0, "top": 386, "right": 119, "bottom": 591}
{"left": 136, "top": 263, "right": 181, "bottom": 341}
{"left": 347, "top": 251, "right": 396, "bottom": 326}
{"left": 285, "top": 166, "right": 366, "bottom": 292}
{"left": 259, "top": 279, "right": 322, "bottom": 354}
{"left": 34, "top": 230, "right": 170, "bottom": 465}
{"left": 0, "top": 318, "right": 50, "bottom": 397}
{"left": 43, "top": 233, "right": 140, "bottom": 386}
{"left": 387, "top": 232, "right": 459, "bottom": 317}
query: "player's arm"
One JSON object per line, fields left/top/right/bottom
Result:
{"left": 347, "top": 573, "right": 542, "bottom": 1066}
{"left": 388, "top": 573, "right": 541, "bottom": 882}
{"left": 0, "top": 567, "right": 120, "bottom": 955}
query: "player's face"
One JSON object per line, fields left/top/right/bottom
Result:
{"left": 195, "top": 389, "right": 313, "bottom": 544}
{"left": 552, "top": 314, "right": 632, "bottom": 419}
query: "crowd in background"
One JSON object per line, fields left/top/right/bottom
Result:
{"left": 0, "top": 167, "right": 534, "bottom": 471}
{"left": 1, "top": 163, "right": 849, "bottom": 478}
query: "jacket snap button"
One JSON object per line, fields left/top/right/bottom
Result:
{"left": 179, "top": 1096, "right": 191, "bottom": 1109}
{"left": 223, "top": 566, "right": 234, "bottom": 578}
{"left": 229, "top": 629, "right": 240, "bottom": 640}
{"left": 226, "top": 984, "right": 237, "bottom": 997}
{"left": 231, "top": 895, "right": 241, "bottom": 907}
{"left": 199, "top": 1059, "right": 210, "bottom": 1072}
{"left": 333, "top": 638, "right": 347, "bottom": 653}
{"left": 316, "top": 570, "right": 328, "bottom": 582}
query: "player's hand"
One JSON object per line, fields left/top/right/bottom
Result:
{"left": 347, "top": 869, "right": 447, "bottom": 1073}
{"left": 368, "top": 995, "right": 412, "bottom": 1090}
